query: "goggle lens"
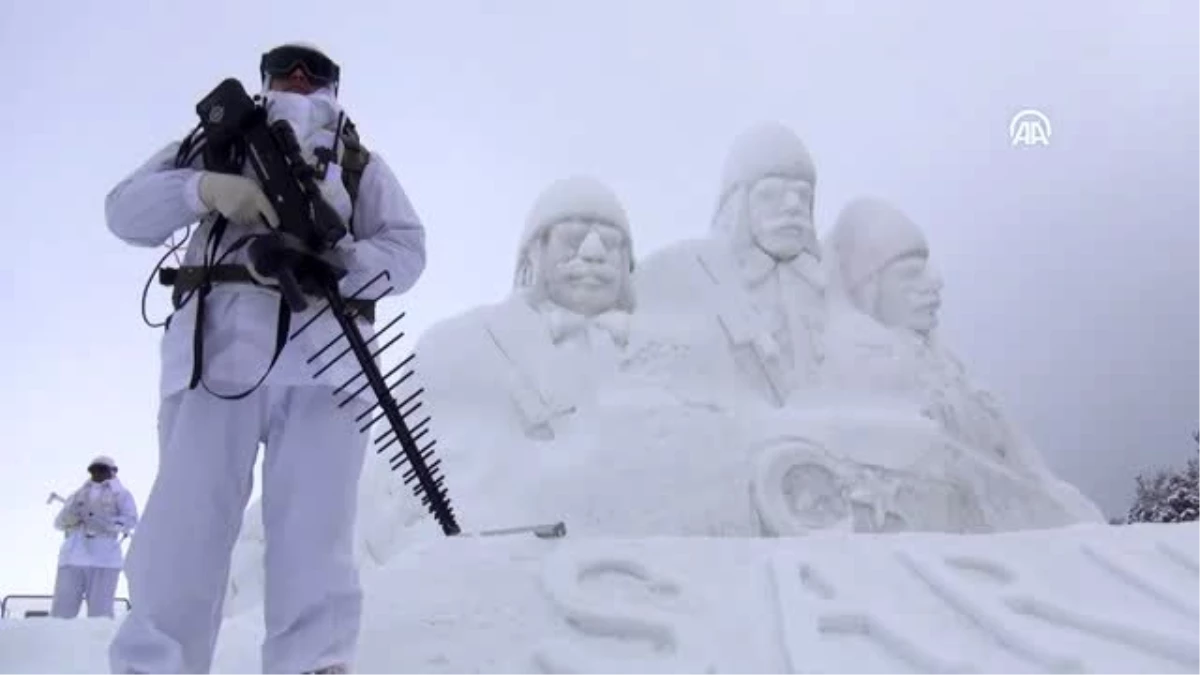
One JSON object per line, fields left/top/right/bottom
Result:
{"left": 260, "top": 46, "right": 340, "bottom": 87}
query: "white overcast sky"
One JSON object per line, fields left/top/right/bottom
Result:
{"left": 0, "top": 0, "right": 1196, "bottom": 598}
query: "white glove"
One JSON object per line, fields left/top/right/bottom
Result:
{"left": 197, "top": 172, "right": 280, "bottom": 228}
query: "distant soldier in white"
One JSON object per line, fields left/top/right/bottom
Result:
{"left": 104, "top": 42, "right": 427, "bottom": 674}
{"left": 821, "top": 197, "right": 1104, "bottom": 522}
{"left": 634, "top": 121, "right": 826, "bottom": 408}
{"left": 50, "top": 456, "right": 138, "bottom": 619}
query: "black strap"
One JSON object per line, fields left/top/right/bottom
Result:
{"left": 163, "top": 263, "right": 377, "bottom": 323}
{"left": 186, "top": 217, "right": 228, "bottom": 391}
{"left": 179, "top": 218, "right": 292, "bottom": 401}
{"left": 199, "top": 297, "right": 291, "bottom": 401}
{"left": 165, "top": 209, "right": 376, "bottom": 400}
{"left": 189, "top": 285, "right": 291, "bottom": 401}
{"left": 188, "top": 277, "right": 208, "bottom": 390}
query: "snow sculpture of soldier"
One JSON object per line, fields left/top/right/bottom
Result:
{"left": 632, "top": 121, "right": 827, "bottom": 409}
{"left": 816, "top": 196, "right": 1104, "bottom": 523}
{"left": 353, "top": 175, "right": 639, "bottom": 556}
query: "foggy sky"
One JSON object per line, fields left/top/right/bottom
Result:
{"left": 0, "top": 0, "right": 1196, "bottom": 598}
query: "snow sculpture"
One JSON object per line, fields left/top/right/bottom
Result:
{"left": 633, "top": 121, "right": 826, "bottom": 408}
{"left": 807, "top": 196, "right": 1104, "bottom": 525}
{"left": 533, "top": 541, "right": 718, "bottom": 673}
{"left": 506, "top": 123, "right": 834, "bottom": 536}
{"left": 376, "top": 175, "right": 640, "bottom": 536}
{"left": 416, "top": 174, "right": 634, "bottom": 447}
{"left": 226, "top": 131, "right": 1107, "bottom": 618}
{"left": 821, "top": 197, "right": 993, "bottom": 450}
{"left": 504, "top": 379, "right": 755, "bottom": 537}
{"left": 750, "top": 425, "right": 989, "bottom": 536}
{"left": 745, "top": 408, "right": 1096, "bottom": 536}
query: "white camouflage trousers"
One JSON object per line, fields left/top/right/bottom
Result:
{"left": 50, "top": 565, "right": 121, "bottom": 618}
{"left": 108, "top": 384, "right": 368, "bottom": 674}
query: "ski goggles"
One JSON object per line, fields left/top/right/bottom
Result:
{"left": 259, "top": 45, "right": 340, "bottom": 88}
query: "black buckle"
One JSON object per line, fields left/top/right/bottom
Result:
{"left": 312, "top": 147, "right": 336, "bottom": 180}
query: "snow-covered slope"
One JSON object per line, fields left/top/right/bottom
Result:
{"left": 4, "top": 521, "right": 1196, "bottom": 673}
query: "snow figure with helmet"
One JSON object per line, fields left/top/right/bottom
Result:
{"left": 632, "top": 121, "right": 827, "bottom": 409}
{"left": 781, "top": 196, "right": 1108, "bottom": 529}
{"left": 103, "top": 41, "right": 424, "bottom": 675}
{"left": 739, "top": 195, "right": 1106, "bottom": 538}
{"left": 358, "top": 176, "right": 638, "bottom": 549}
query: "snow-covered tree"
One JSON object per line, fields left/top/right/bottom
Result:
{"left": 1126, "top": 433, "right": 1199, "bottom": 524}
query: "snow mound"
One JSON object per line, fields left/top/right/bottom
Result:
{"left": 4, "top": 522, "right": 1197, "bottom": 673}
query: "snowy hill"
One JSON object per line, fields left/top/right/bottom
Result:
{"left": 3, "top": 521, "right": 1196, "bottom": 673}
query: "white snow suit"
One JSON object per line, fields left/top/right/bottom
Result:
{"left": 105, "top": 86, "right": 426, "bottom": 674}
{"left": 51, "top": 477, "right": 138, "bottom": 618}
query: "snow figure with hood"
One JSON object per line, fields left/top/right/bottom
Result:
{"left": 104, "top": 42, "right": 426, "bottom": 675}
{"left": 633, "top": 121, "right": 826, "bottom": 409}
{"left": 49, "top": 456, "right": 138, "bottom": 619}
{"left": 751, "top": 196, "right": 1105, "bottom": 535}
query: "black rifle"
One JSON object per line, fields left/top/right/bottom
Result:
{"left": 193, "top": 78, "right": 460, "bottom": 536}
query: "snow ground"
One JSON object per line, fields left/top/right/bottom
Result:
{"left": 2, "top": 521, "right": 1196, "bottom": 673}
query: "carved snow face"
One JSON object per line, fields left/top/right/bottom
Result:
{"left": 746, "top": 175, "right": 815, "bottom": 260}
{"left": 539, "top": 218, "right": 630, "bottom": 317}
{"left": 872, "top": 252, "right": 943, "bottom": 336}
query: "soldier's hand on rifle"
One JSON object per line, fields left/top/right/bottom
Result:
{"left": 247, "top": 232, "right": 348, "bottom": 295}
{"left": 197, "top": 172, "right": 281, "bottom": 229}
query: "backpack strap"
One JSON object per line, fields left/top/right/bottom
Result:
{"left": 339, "top": 119, "right": 371, "bottom": 235}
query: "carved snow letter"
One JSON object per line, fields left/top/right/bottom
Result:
{"left": 902, "top": 542, "right": 1200, "bottom": 667}
{"left": 533, "top": 543, "right": 714, "bottom": 674}
{"left": 768, "top": 550, "right": 974, "bottom": 667}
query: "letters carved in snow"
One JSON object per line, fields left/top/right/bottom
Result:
{"left": 535, "top": 529, "right": 1200, "bottom": 673}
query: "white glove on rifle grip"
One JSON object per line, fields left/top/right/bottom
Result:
{"left": 196, "top": 172, "right": 280, "bottom": 229}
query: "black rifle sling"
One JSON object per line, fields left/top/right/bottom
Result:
{"left": 185, "top": 216, "right": 291, "bottom": 401}
{"left": 185, "top": 216, "right": 225, "bottom": 391}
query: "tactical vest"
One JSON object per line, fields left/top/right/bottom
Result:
{"left": 160, "top": 115, "right": 379, "bottom": 401}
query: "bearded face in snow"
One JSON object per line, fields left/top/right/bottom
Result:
{"left": 713, "top": 122, "right": 821, "bottom": 265}
{"left": 537, "top": 218, "right": 631, "bottom": 317}
{"left": 746, "top": 174, "right": 817, "bottom": 261}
